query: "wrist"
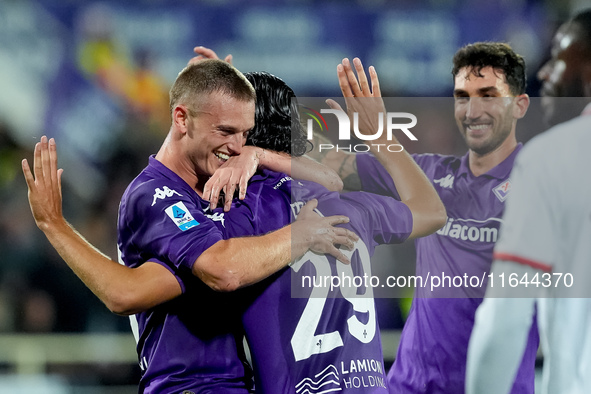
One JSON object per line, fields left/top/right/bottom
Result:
{"left": 44, "top": 216, "right": 69, "bottom": 233}
{"left": 255, "top": 147, "right": 266, "bottom": 169}
{"left": 289, "top": 221, "right": 309, "bottom": 261}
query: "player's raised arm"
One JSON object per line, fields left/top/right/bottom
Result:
{"left": 188, "top": 45, "right": 233, "bottom": 65}
{"left": 22, "top": 137, "right": 182, "bottom": 315}
{"left": 203, "top": 145, "right": 343, "bottom": 212}
{"left": 335, "top": 57, "right": 446, "bottom": 238}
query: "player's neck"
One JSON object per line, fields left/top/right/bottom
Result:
{"left": 155, "top": 143, "right": 203, "bottom": 196}
{"left": 468, "top": 137, "right": 517, "bottom": 177}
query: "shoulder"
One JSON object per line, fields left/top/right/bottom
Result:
{"left": 357, "top": 151, "right": 460, "bottom": 171}
{"left": 119, "top": 170, "right": 202, "bottom": 232}
{"left": 411, "top": 153, "right": 464, "bottom": 183}
{"left": 413, "top": 152, "right": 461, "bottom": 169}
{"left": 125, "top": 176, "right": 189, "bottom": 208}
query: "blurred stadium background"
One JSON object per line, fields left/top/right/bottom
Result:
{"left": 0, "top": 0, "right": 585, "bottom": 392}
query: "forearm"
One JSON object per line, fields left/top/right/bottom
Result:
{"left": 193, "top": 225, "right": 298, "bottom": 292}
{"left": 192, "top": 198, "right": 356, "bottom": 292}
{"left": 292, "top": 155, "right": 343, "bottom": 191}
{"left": 257, "top": 147, "right": 343, "bottom": 191}
{"left": 372, "top": 139, "right": 446, "bottom": 238}
{"left": 38, "top": 219, "right": 180, "bottom": 315}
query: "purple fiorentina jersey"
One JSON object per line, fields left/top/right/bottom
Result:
{"left": 211, "top": 173, "right": 413, "bottom": 394}
{"left": 117, "top": 156, "right": 253, "bottom": 394}
{"left": 356, "top": 149, "right": 539, "bottom": 394}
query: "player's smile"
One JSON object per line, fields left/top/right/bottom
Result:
{"left": 465, "top": 122, "right": 493, "bottom": 134}
{"left": 214, "top": 151, "right": 230, "bottom": 163}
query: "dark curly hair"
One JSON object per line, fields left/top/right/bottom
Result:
{"left": 244, "top": 72, "right": 311, "bottom": 157}
{"left": 452, "top": 42, "right": 527, "bottom": 95}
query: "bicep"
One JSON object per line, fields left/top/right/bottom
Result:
{"left": 130, "top": 261, "right": 183, "bottom": 310}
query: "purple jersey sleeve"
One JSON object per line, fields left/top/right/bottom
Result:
{"left": 341, "top": 191, "right": 412, "bottom": 246}
{"left": 356, "top": 152, "right": 400, "bottom": 198}
{"left": 356, "top": 152, "right": 454, "bottom": 199}
{"left": 118, "top": 178, "right": 223, "bottom": 277}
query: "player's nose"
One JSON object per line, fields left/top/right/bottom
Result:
{"left": 227, "top": 133, "right": 245, "bottom": 155}
{"left": 465, "top": 98, "right": 485, "bottom": 119}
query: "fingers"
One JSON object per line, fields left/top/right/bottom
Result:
{"left": 190, "top": 47, "right": 232, "bottom": 65}
{"left": 208, "top": 180, "right": 223, "bottom": 210}
{"left": 26, "top": 136, "right": 58, "bottom": 191}
{"left": 49, "top": 138, "right": 58, "bottom": 192}
{"left": 300, "top": 199, "right": 319, "bottom": 217}
{"left": 187, "top": 56, "right": 204, "bottom": 66}
{"left": 204, "top": 171, "right": 227, "bottom": 210}
{"left": 224, "top": 182, "right": 237, "bottom": 212}
{"left": 33, "top": 140, "right": 43, "bottom": 183}
{"left": 369, "top": 66, "right": 382, "bottom": 97}
{"left": 40, "top": 136, "right": 51, "bottom": 188}
{"left": 332, "top": 226, "right": 359, "bottom": 246}
{"left": 192, "top": 46, "right": 220, "bottom": 60}
{"left": 22, "top": 158, "right": 34, "bottom": 189}
{"left": 339, "top": 57, "right": 378, "bottom": 98}
{"left": 328, "top": 247, "right": 351, "bottom": 265}
{"left": 57, "top": 168, "right": 63, "bottom": 198}
{"left": 238, "top": 175, "right": 248, "bottom": 200}
{"left": 202, "top": 179, "right": 213, "bottom": 205}
{"left": 336, "top": 63, "right": 355, "bottom": 98}
{"left": 326, "top": 215, "right": 351, "bottom": 226}
{"left": 352, "top": 58, "right": 370, "bottom": 96}
{"left": 341, "top": 58, "right": 363, "bottom": 97}
{"left": 323, "top": 227, "right": 359, "bottom": 265}
{"left": 325, "top": 99, "right": 344, "bottom": 111}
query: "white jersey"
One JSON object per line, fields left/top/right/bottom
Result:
{"left": 466, "top": 113, "right": 591, "bottom": 394}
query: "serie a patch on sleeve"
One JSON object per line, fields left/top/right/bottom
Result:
{"left": 165, "top": 202, "right": 200, "bottom": 231}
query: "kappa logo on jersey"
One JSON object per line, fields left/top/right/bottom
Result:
{"left": 152, "top": 186, "right": 182, "bottom": 206}
{"left": 165, "top": 202, "right": 199, "bottom": 231}
{"left": 206, "top": 211, "right": 225, "bottom": 227}
{"left": 493, "top": 179, "right": 511, "bottom": 202}
{"left": 201, "top": 207, "right": 226, "bottom": 227}
{"left": 433, "top": 174, "right": 454, "bottom": 189}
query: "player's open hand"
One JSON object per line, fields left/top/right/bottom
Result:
{"left": 22, "top": 136, "right": 65, "bottom": 231}
{"left": 292, "top": 199, "right": 359, "bottom": 265}
{"left": 188, "top": 46, "right": 233, "bottom": 66}
{"left": 203, "top": 146, "right": 263, "bottom": 212}
{"left": 328, "top": 57, "right": 389, "bottom": 143}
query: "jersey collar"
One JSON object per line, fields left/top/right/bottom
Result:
{"left": 457, "top": 143, "right": 523, "bottom": 180}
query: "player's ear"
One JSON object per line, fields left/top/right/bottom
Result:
{"left": 172, "top": 105, "right": 190, "bottom": 134}
{"left": 513, "top": 94, "right": 530, "bottom": 119}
